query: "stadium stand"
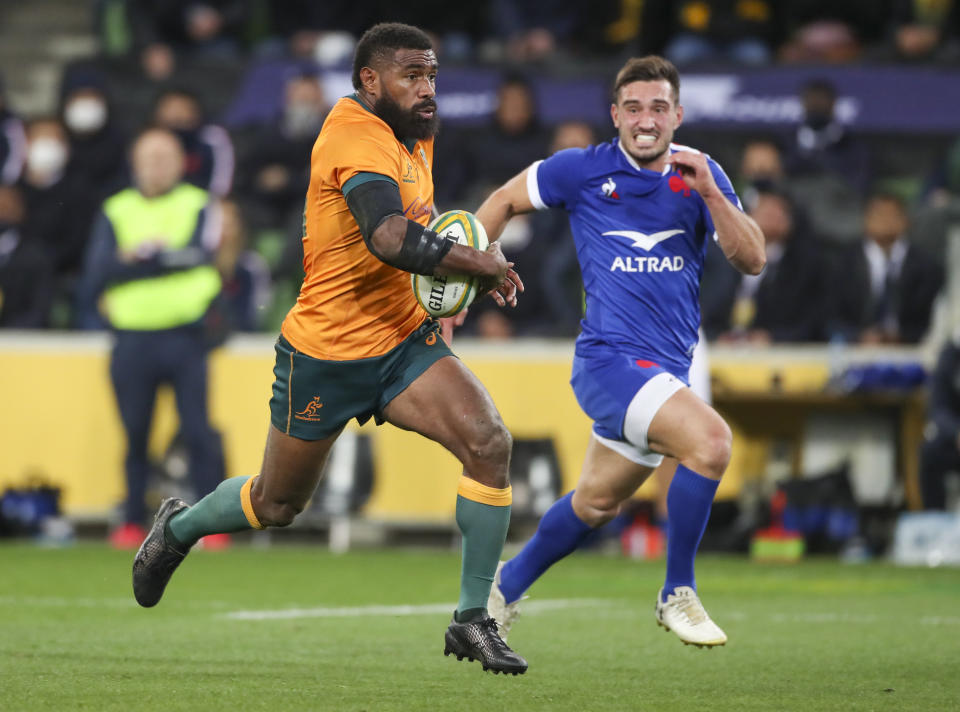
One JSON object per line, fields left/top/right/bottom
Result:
{"left": 1, "top": 0, "right": 959, "bottom": 542}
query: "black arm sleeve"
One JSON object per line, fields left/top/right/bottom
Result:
{"left": 344, "top": 179, "right": 404, "bottom": 242}
{"left": 345, "top": 179, "right": 455, "bottom": 275}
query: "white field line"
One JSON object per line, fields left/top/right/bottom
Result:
{"left": 0, "top": 595, "right": 231, "bottom": 609}
{"left": 3, "top": 595, "right": 958, "bottom": 628}
{"left": 221, "top": 598, "right": 614, "bottom": 621}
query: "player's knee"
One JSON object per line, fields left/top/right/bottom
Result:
{"left": 688, "top": 421, "right": 732, "bottom": 479}
{"left": 463, "top": 420, "right": 512, "bottom": 484}
{"left": 574, "top": 492, "right": 620, "bottom": 528}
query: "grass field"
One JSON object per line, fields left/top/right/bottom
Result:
{"left": 1, "top": 542, "right": 958, "bottom": 711}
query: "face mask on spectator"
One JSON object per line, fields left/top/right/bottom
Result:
{"left": 804, "top": 110, "right": 833, "bottom": 131}
{"left": 283, "top": 103, "right": 323, "bottom": 138}
{"left": 64, "top": 97, "right": 108, "bottom": 134}
{"left": 27, "top": 138, "right": 68, "bottom": 177}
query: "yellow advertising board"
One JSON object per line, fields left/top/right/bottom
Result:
{"left": 6, "top": 334, "right": 895, "bottom": 520}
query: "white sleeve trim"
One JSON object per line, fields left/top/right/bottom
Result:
{"left": 526, "top": 159, "right": 547, "bottom": 210}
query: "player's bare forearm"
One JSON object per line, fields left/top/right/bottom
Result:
{"left": 666, "top": 150, "right": 765, "bottom": 275}
{"left": 476, "top": 167, "right": 536, "bottom": 241}
{"left": 706, "top": 193, "right": 766, "bottom": 275}
{"left": 436, "top": 243, "right": 498, "bottom": 279}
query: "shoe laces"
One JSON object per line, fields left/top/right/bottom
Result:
{"left": 479, "top": 617, "right": 512, "bottom": 652}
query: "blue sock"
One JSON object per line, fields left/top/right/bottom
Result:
{"left": 662, "top": 464, "right": 719, "bottom": 602}
{"left": 499, "top": 491, "right": 593, "bottom": 604}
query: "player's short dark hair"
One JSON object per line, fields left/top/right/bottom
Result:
{"left": 613, "top": 56, "right": 680, "bottom": 105}
{"left": 352, "top": 23, "right": 433, "bottom": 90}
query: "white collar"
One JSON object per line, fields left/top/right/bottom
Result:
{"left": 616, "top": 139, "right": 673, "bottom": 175}
{"left": 863, "top": 238, "right": 908, "bottom": 296}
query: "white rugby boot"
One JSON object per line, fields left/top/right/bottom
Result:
{"left": 486, "top": 561, "right": 524, "bottom": 642}
{"left": 655, "top": 586, "right": 727, "bottom": 647}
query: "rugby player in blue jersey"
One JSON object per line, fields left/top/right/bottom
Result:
{"left": 476, "top": 56, "right": 766, "bottom": 648}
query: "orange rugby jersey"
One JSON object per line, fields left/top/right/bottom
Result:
{"left": 281, "top": 95, "right": 434, "bottom": 360}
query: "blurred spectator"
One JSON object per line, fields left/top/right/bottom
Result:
{"left": 152, "top": 87, "right": 234, "bottom": 197}
{"left": 642, "top": 0, "right": 784, "bottom": 66}
{"left": 779, "top": 0, "right": 887, "bottom": 63}
{"left": 782, "top": 78, "right": 870, "bottom": 243}
{"left": 785, "top": 79, "right": 870, "bottom": 193}
{"left": 468, "top": 120, "right": 593, "bottom": 339}
{"left": 0, "top": 74, "right": 26, "bottom": 186}
{"left": 256, "top": 3, "right": 371, "bottom": 59}
{"left": 59, "top": 69, "right": 128, "bottom": 200}
{"left": 77, "top": 127, "right": 226, "bottom": 548}
{"left": 439, "top": 73, "right": 550, "bottom": 207}
{"left": 19, "top": 117, "right": 101, "bottom": 283}
{"left": 377, "top": 2, "right": 514, "bottom": 63}
{"left": 490, "top": 0, "right": 581, "bottom": 62}
{"left": 920, "top": 331, "right": 960, "bottom": 510}
{"left": 122, "top": 0, "right": 249, "bottom": 59}
{"left": 701, "top": 186, "right": 829, "bottom": 343}
{"left": 235, "top": 71, "right": 327, "bottom": 232}
{"left": 828, "top": 192, "right": 943, "bottom": 345}
{"left": 0, "top": 185, "right": 54, "bottom": 328}
{"left": 734, "top": 137, "right": 786, "bottom": 206}
{"left": 924, "top": 135, "right": 960, "bottom": 207}
{"left": 215, "top": 197, "right": 270, "bottom": 332}
{"left": 911, "top": 134, "right": 960, "bottom": 262}
{"left": 882, "top": 0, "right": 960, "bottom": 63}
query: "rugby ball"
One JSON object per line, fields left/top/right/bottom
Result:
{"left": 412, "top": 210, "right": 489, "bottom": 317}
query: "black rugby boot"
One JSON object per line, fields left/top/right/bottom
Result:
{"left": 443, "top": 614, "right": 528, "bottom": 675}
{"left": 133, "top": 498, "right": 191, "bottom": 607}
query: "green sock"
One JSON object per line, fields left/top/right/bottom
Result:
{"left": 455, "top": 493, "right": 511, "bottom": 619}
{"left": 168, "top": 475, "right": 258, "bottom": 547}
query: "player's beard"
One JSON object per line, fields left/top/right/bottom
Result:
{"left": 374, "top": 90, "right": 439, "bottom": 141}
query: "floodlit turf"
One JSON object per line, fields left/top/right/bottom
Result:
{"left": 1, "top": 542, "right": 958, "bottom": 711}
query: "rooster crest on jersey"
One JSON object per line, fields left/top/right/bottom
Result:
{"left": 411, "top": 210, "right": 489, "bottom": 317}
{"left": 601, "top": 177, "right": 619, "bottom": 199}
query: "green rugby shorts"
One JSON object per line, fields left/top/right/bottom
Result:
{"left": 269, "top": 319, "right": 453, "bottom": 440}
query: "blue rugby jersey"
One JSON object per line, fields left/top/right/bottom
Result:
{"left": 528, "top": 138, "right": 742, "bottom": 375}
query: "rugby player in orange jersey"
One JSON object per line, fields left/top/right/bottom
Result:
{"left": 132, "top": 23, "right": 528, "bottom": 675}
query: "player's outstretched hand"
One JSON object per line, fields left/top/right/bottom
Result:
{"left": 478, "top": 242, "right": 524, "bottom": 308}
{"left": 480, "top": 242, "right": 523, "bottom": 307}
{"left": 665, "top": 151, "right": 719, "bottom": 200}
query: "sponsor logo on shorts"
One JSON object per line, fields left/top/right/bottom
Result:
{"left": 425, "top": 331, "right": 437, "bottom": 346}
{"left": 295, "top": 396, "right": 324, "bottom": 421}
